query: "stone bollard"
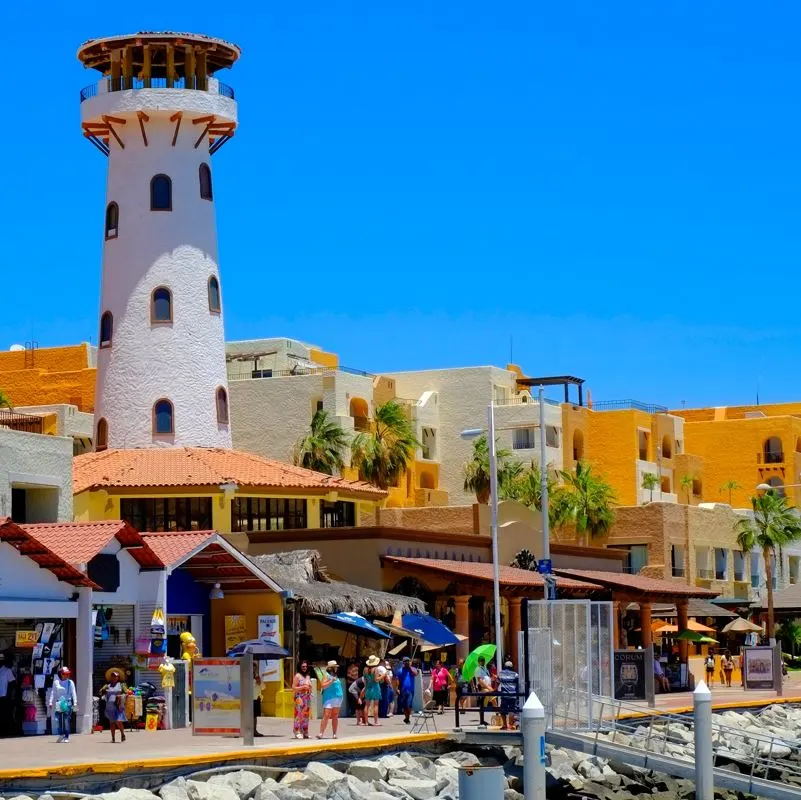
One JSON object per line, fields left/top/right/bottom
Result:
{"left": 693, "top": 680, "right": 713, "bottom": 800}
{"left": 522, "top": 692, "right": 546, "bottom": 800}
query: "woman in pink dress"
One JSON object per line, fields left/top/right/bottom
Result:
{"left": 292, "top": 660, "right": 312, "bottom": 739}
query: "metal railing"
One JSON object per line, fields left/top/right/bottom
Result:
{"left": 80, "top": 76, "right": 235, "bottom": 103}
{"left": 593, "top": 399, "right": 668, "bottom": 414}
{"left": 758, "top": 450, "right": 785, "bottom": 464}
{"left": 227, "top": 365, "right": 374, "bottom": 382}
{"left": 494, "top": 395, "right": 561, "bottom": 407}
{"left": 0, "top": 410, "right": 43, "bottom": 434}
{"left": 453, "top": 688, "right": 528, "bottom": 730}
{"left": 697, "top": 568, "right": 714, "bottom": 580}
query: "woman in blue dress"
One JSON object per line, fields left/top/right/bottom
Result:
{"left": 363, "top": 655, "right": 382, "bottom": 726}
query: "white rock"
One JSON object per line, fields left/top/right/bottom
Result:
{"left": 208, "top": 772, "right": 264, "bottom": 800}
{"left": 103, "top": 791, "right": 159, "bottom": 800}
{"left": 370, "top": 781, "right": 412, "bottom": 800}
{"left": 435, "top": 751, "right": 481, "bottom": 768}
{"left": 377, "top": 755, "right": 408, "bottom": 773}
{"left": 281, "top": 773, "right": 308, "bottom": 786}
{"left": 409, "top": 757, "right": 436, "bottom": 781}
{"left": 347, "top": 760, "right": 388, "bottom": 783}
{"left": 504, "top": 791, "right": 524, "bottom": 800}
{"left": 576, "top": 761, "right": 603, "bottom": 782}
{"left": 386, "top": 779, "right": 438, "bottom": 800}
{"left": 254, "top": 784, "right": 281, "bottom": 800}
{"left": 271, "top": 789, "right": 316, "bottom": 800}
{"left": 434, "top": 764, "right": 458, "bottom": 792}
{"left": 187, "top": 784, "right": 240, "bottom": 800}
{"left": 366, "top": 794, "right": 398, "bottom": 800}
{"left": 306, "top": 763, "right": 344, "bottom": 786}
{"left": 325, "top": 775, "right": 370, "bottom": 800}
{"left": 160, "top": 778, "right": 189, "bottom": 800}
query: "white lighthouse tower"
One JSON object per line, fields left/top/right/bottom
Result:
{"left": 78, "top": 32, "right": 239, "bottom": 450}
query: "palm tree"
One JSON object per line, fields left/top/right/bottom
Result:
{"left": 720, "top": 479, "right": 741, "bottom": 506}
{"left": 511, "top": 461, "right": 574, "bottom": 534}
{"left": 0, "top": 390, "right": 11, "bottom": 410}
{"left": 558, "top": 461, "right": 616, "bottom": 542}
{"left": 462, "top": 434, "right": 519, "bottom": 503}
{"left": 641, "top": 472, "right": 659, "bottom": 503}
{"left": 679, "top": 474, "right": 694, "bottom": 505}
{"left": 735, "top": 490, "right": 801, "bottom": 642}
{"left": 293, "top": 409, "right": 349, "bottom": 475}
{"left": 777, "top": 619, "right": 801, "bottom": 660}
{"left": 351, "top": 400, "right": 418, "bottom": 490}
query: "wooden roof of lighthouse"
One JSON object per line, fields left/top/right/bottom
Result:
{"left": 77, "top": 32, "right": 240, "bottom": 74}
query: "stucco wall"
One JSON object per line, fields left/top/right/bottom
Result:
{"left": 0, "top": 541, "right": 74, "bottom": 601}
{"left": 94, "top": 99, "right": 232, "bottom": 449}
{"left": 0, "top": 427, "right": 73, "bottom": 521}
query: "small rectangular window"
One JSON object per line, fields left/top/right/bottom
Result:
{"left": 513, "top": 428, "right": 535, "bottom": 450}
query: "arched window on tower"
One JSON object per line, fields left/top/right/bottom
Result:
{"left": 208, "top": 276, "right": 221, "bottom": 313}
{"left": 96, "top": 418, "right": 108, "bottom": 451}
{"left": 153, "top": 399, "right": 174, "bottom": 435}
{"left": 216, "top": 387, "right": 229, "bottom": 424}
{"left": 199, "top": 163, "right": 213, "bottom": 200}
{"left": 105, "top": 202, "right": 119, "bottom": 239}
{"left": 99, "top": 311, "right": 113, "bottom": 347}
{"left": 151, "top": 287, "right": 173, "bottom": 323}
{"left": 150, "top": 174, "right": 172, "bottom": 211}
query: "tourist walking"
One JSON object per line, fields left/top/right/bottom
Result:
{"left": 380, "top": 659, "right": 395, "bottom": 718}
{"left": 498, "top": 659, "right": 519, "bottom": 731}
{"left": 100, "top": 669, "right": 127, "bottom": 742}
{"left": 0, "top": 655, "right": 16, "bottom": 739}
{"left": 349, "top": 669, "right": 367, "bottom": 725}
{"left": 292, "top": 660, "right": 312, "bottom": 739}
{"left": 346, "top": 661, "right": 360, "bottom": 718}
{"left": 49, "top": 666, "right": 77, "bottom": 742}
{"left": 317, "top": 660, "right": 343, "bottom": 739}
{"left": 431, "top": 659, "right": 450, "bottom": 715}
{"left": 396, "top": 656, "right": 418, "bottom": 724}
{"left": 363, "top": 655, "right": 382, "bottom": 726}
{"left": 722, "top": 651, "right": 734, "bottom": 688}
{"left": 455, "top": 658, "right": 468, "bottom": 709}
{"left": 705, "top": 652, "right": 715, "bottom": 687}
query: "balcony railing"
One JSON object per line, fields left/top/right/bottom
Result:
{"left": 494, "top": 395, "right": 561, "bottom": 407}
{"left": 227, "top": 365, "right": 374, "bottom": 382}
{"left": 697, "top": 569, "right": 714, "bottom": 580}
{"left": 0, "top": 410, "right": 43, "bottom": 434}
{"left": 672, "top": 567, "right": 686, "bottom": 578}
{"left": 715, "top": 570, "right": 727, "bottom": 580}
{"left": 593, "top": 399, "right": 668, "bottom": 414}
{"left": 80, "top": 76, "right": 235, "bottom": 103}
{"left": 751, "top": 575, "right": 761, "bottom": 588}
{"left": 758, "top": 451, "right": 784, "bottom": 464}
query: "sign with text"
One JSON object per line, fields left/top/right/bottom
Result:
{"left": 224, "top": 615, "right": 247, "bottom": 652}
{"left": 743, "top": 646, "right": 775, "bottom": 690}
{"left": 15, "top": 631, "right": 38, "bottom": 648}
{"left": 192, "top": 658, "right": 241, "bottom": 736}
{"left": 613, "top": 650, "right": 646, "bottom": 701}
{"left": 258, "top": 614, "right": 281, "bottom": 683}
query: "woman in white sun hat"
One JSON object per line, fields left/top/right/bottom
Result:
{"left": 317, "top": 660, "right": 343, "bottom": 739}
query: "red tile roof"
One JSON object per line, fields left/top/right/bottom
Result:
{"left": 0, "top": 519, "right": 98, "bottom": 588}
{"left": 141, "top": 531, "right": 219, "bottom": 568}
{"left": 381, "top": 556, "right": 602, "bottom": 592}
{"left": 73, "top": 447, "right": 387, "bottom": 499}
{"left": 554, "top": 568, "right": 718, "bottom": 598}
{"left": 21, "top": 520, "right": 164, "bottom": 570}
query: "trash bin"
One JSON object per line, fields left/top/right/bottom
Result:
{"left": 458, "top": 765, "right": 505, "bottom": 800}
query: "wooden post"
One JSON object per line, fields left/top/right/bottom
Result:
{"left": 166, "top": 45, "right": 175, "bottom": 88}
{"left": 143, "top": 44, "right": 152, "bottom": 88}
{"left": 455, "top": 595, "right": 470, "bottom": 661}
{"left": 122, "top": 46, "right": 133, "bottom": 89}
{"left": 196, "top": 49, "right": 208, "bottom": 90}
{"left": 110, "top": 50, "right": 121, "bottom": 92}
{"left": 185, "top": 46, "right": 196, "bottom": 89}
{"left": 508, "top": 597, "right": 523, "bottom": 666}
{"left": 677, "top": 599, "right": 689, "bottom": 684}
{"left": 641, "top": 601, "right": 653, "bottom": 649}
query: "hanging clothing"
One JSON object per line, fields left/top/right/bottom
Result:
{"left": 158, "top": 661, "right": 176, "bottom": 689}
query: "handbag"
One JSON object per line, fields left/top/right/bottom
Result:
{"left": 57, "top": 696, "right": 72, "bottom": 714}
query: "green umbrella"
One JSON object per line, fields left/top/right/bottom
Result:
{"left": 698, "top": 636, "right": 719, "bottom": 645}
{"left": 461, "top": 643, "right": 496, "bottom": 682}
{"left": 676, "top": 630, "right": 705, "bottom": 642}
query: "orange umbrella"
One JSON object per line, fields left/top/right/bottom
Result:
{"left": 654, "top": 620, "right": 715, "bottom": 635}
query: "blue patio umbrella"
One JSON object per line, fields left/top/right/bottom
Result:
{"left": 312, "top": 611, "right": 390, "bottom": 639}
{"left": 401, "top": 613, "right": 459, "bottom": 646}
{"left": 226, "top": 638, "right": 291, "bottom": 658}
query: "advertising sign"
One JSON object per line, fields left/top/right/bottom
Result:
{"left": 15, "top": 631, "right": 38, "bottom": 648}
{"left": 192, "top": 658, "right": 241, "bottom": 736}
{"left": 743, "top": 646, "right": 775, "bottom": 690}
{"left": 613, "top": 650, "right": 647, "bottom": 701}
{"left": 224, "top": 615, "right": 248, "bottom": 652}
{"left": 258, "top": 614, "right": 281, "bottom": 683}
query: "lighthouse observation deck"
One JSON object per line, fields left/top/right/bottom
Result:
{"left": 77, "top": 32, "right": 240, "bottom": 155}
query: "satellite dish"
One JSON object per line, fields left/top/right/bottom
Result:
{"left": 9, "top": 344, "right": 24, "bottom": 351}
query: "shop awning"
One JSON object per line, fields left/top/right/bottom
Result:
{"left": 400, "top": 613, "right": 459, "bottom": 646}
{"left": 311, "top": 611, "right": 390, "bottom": 639}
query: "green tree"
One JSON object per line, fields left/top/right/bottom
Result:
{"left": 292, "top": 409, "right": 349, "bottom": 475}
{"left": 558, "top": 461, "right": 616, "bottom": 541}
{"left": 777, "top": 619, "right": 801, "bottom": 660}
{"left": 351, "top": 400, "right": 418, "bottom": 490}
{"left": 462, "top": 434, "right": 520, "bottom": 504}
{"left": 720, "top": 479, "right": 741, "bottom": 506}
{"left": 641, "top": 472, "right": 659, "bottom": 503}
{"left": 679, "top": 474, "right": 694, "bottom": 505}
{"left": 0, "top": 390, "right": 11, "bottom": 409}
{"left": 510, "top": 548, "right": 538, "bottom": 570}
{"left": 735, "top": 490, "right": 801, "bottom": 642}
{"left": 511, "top": 461, "right": 575, "bottom": 534}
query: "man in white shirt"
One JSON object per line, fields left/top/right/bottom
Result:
{"left": 0, "top": 655, "right": 16, "bottom": 738}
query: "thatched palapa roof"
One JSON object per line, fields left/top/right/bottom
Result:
{"left": 248, "top": 550, "right": 424, "bottom": 616}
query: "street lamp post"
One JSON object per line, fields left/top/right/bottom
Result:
{"left": 538, "top": 386, "right": 556, "bottom": 600}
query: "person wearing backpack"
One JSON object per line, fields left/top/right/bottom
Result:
{"left": 49, "top": 666, "right": 77, "bottom": 742}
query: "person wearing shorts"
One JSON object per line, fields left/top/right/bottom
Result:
{"left": 431, "top": 660, "right": 450, "bottom": 715}
{"left": 317, "top": 660, "right": 343, "bottom": 739}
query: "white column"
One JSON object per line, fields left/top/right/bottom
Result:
{"left": 522, "top": 692, "right": 546, "bottom": 800}
{"left": 76, "top": 587, "right": 94, "bottom": 734}
{"left": 693, "top": 681, "right": 713, "bottom": 800}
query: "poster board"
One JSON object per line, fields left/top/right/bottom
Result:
{"left": 743, "top": 646, "right": 775, "bottom": 689}
{"left": 192, "top": 658, "right": 241, "bottom": 736}
{"left": 613, "top": 650, "right": 646, "bottom": 701}
{"left": 258, "top": 614, "right": 282, "bottom": 683}
{"left": 224, "top": 615, "right": 248, "bottom": 652}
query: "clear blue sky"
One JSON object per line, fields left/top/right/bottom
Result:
{"left": 4, "top": 2, "right": 800, "bottom": 408}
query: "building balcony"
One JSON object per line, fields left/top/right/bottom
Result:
{"left": 353, "top": 416, "right": 371, "bottom": 433}
{"left": 0, "top": 410, "right": 44, "bottom": 435}
{"left": 733, "top": 580, "right": 752, "bottom": 600}
{"left": 414, "top": 488, "right": 449, "bottom": 507}
{"left": 593, "top": 399, "right": 668, "bottom": 414}
{"left": 80, "top": 75, "right": 235, "bottom": 103}
{"left": 757, "top": 451, "right": 784, "bottom": 465}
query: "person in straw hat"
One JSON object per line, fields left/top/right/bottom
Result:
{"left": 99, "top": 668, "right": 128, "bottom": 742}
{"left": 363, "top": 655, "right": 382, "bottom": 726}
{"left": 317, "top": 660, "right": 343, "bottom": 739}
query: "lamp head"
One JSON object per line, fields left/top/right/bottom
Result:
{"left": 460, "top": 428, "right": 484, "bottom": 440}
